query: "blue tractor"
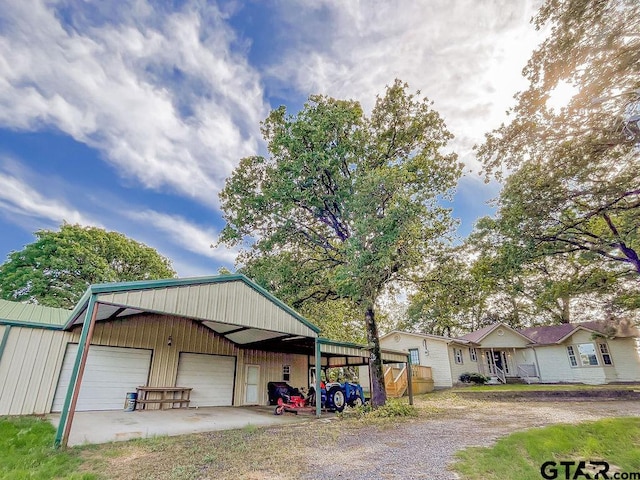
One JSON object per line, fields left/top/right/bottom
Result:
{"left": 309, "top": 380, "right": 365, "bottom": 412}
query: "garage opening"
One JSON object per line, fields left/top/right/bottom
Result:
{"left": 175, "top": 352, "right": 236, "bottom": 407}
{"left": 52, "top": 344, "right": 151, "bottom": 412}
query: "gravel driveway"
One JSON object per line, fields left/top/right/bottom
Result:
{"left": 302, "top": 399, "right": 640, "bottom": 480}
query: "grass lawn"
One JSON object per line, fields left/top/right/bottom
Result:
{"left": 453, "top": 417, "right": 640, "bottom": 480}
{"left": 0, "top": 416, "right": 95, "bottom": 479}
{"left": 453, "top": 383, "right": 640, "bottom": 392}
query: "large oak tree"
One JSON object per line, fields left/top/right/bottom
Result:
{"left": 0, "top": 223, "right": 176, "bottom": 309}
{"left": 219, "top": 80, "right": 461, "bottom": 406}
{"left": 476, "top": 0, "right": 639, "bottom": 322}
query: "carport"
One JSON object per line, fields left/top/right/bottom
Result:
{"left": 53, "top": 275, "right": 410, "bottom": 447}
{"left": 50, "top": 406, "right": 307, "bottom": 446}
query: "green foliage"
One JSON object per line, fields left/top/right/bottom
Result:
{"left": 221, "top": 80, "right": 461, "bottom": 307}
{"left": 219, "top": 80, "right": 461, "bottom": 405}
{"left": 474, "top": 0, "right": 640, "bottom": 323}
{"left": 0, "top": 416, "right": 95, "bottom": 479}
{"left": 403, "top": 247, "right": 497, "bottom": 335}
{"left": 453, "top": 417, "right": 640, "bottom": 480}
{"left": 459, "top": 372, "right": 489, "bottom": 384}
{"left": 0, "top": 223, "right": 176, "bottom": 309}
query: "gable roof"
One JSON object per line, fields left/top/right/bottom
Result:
{"left": 0, "top": 298, "right": 70, "bottom": 328}
{"left": 380, "top": 330, "right": 452, "bottom": 343}
{"left": 456, "top": 322, "right": 533, "bottom": 345}
{"left": 64, "top": 274, "right": 320, "bottom": 347}
{"left": 518, "top": 321, "right": 636, "bottom": 345}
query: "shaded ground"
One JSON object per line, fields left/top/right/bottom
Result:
{"left": 79, "top": 394, "right": 640, "bottom": 480}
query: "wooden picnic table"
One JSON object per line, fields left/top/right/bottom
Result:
{"left": 135, "top": 386, "right": 192, "bottom": 410}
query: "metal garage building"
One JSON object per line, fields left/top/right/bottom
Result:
{"left": 0, "top": 274, "right": 408, "bottom": 447}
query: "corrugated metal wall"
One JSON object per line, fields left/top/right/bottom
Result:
{"left": 70, "top": 314, "right": 239, "bottom": 388}
{"left": 0, "top": 314, "right": 310, "bottom": 415}
{"left": 239, "top": 350, "right": 308, "bottom": 404}
{"left": 0, "top": 326, "right": 71, "bottom": 415}
{"left": 97, "top": 282, "right": 317, "bottom": 338}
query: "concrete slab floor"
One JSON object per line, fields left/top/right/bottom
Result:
{"left": 48, "top": 406, "right": 309, "bottom": 446}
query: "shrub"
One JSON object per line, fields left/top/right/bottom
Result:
{"left": 459, "top": 372, "right": 489, "bottom": 384}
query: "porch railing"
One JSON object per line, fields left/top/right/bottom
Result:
{"left": 495, "top": 366, "right": 506, "bottom": 384}
{"left": 517, "top": 364, "right": 538, "bottom": 384}
{"left": 411, "top": 365, "right": 432, "bottom": 379}
{"left": 383, "top": 365, "right": 409, "bottom": 398}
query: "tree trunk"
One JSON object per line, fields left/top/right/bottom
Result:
{"left": 560, "top": 296, "right": 570, "bottom": 324}
{"left": 365, "top": 304, "right": 387, "bottom": 407}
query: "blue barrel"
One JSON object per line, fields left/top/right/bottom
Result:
{"left": 124, "top": 392, "right": 137, "bottom": 411}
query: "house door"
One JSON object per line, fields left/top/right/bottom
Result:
{"left": 244, "top": 365, "right": 260, "bottom": 405}
{"left": 493, "top": 351, "right": 503, "bottom": 371}
{"left": 485, "top": 351, "right": 510, "bottom": 375}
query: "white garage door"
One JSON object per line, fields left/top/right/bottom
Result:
{"left": 176, "top": 353, "right": 236, "bottom": 407}
{"left": 52, "top": 344, "right": 152, "bottom": 412}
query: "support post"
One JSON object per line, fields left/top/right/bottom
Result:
{"left": 0, "top": 325, "right": 12, "bottom": 364}
{"left": 406, "top": 357, "right": 414, "bottom": 406}
{"left": 55, "top": 295, "right": 99, "bottom": 448}
{"left": 315, "top": 338, "right": 321, "bottom": 417}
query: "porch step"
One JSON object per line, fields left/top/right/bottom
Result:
{"left": 506, "top": 377, "right": 526, "bottom": 384}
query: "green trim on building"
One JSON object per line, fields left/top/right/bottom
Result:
{"left": 0, "top": 325, "right": 12, "bottom": 364}
{"left": 0, "top": 320, "right": 63, "bottom": 330}
{"left": 315, "top": 338, "right": 322, "bottom": 418}
{"left": 55, "top": 294, "right": 97, "bottom": 448}
{"left": 63, "top": 274, "right": 320, "bottom": 334}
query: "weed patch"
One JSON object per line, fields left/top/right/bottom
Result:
{"left": 0, "top": 416, "right": 96, "bottom": 480}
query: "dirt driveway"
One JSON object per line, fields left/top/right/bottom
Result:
{"left": 84, "top": 395, "right": 640, "bottom": 480}
{"left": 302, "top": 398, "right": 640, "bottom": 480}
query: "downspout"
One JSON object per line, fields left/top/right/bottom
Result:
{"left": 0, "top": 325, "right": 12, "bottom": 364}
{"left": 532, "top": 346, "right": 541, "bottom": 379}
{"left": 406, "top": 355, "right": 414, "bottom": 406}
{"left": 314, "top": 338, "right": 321, "bottom": 418}
{"left": 55, "top": 294, "right": 99, "bottom": 448}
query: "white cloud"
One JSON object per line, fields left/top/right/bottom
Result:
{"left": 268, "top": 0, "right": 545, "bottom": 172}
{"left": 128, "top": 209, "right": 239, "bottom": 265}
{"left": 0, "top": 0, "right": 267, "bottom": 207}
{"left": 0, "top": 159, "right": 98, "bottom": 227}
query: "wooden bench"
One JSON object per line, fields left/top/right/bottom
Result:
{"left": 136, "top": 386, "right": 192, "bottom": 410}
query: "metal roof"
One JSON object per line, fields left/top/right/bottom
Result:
{"left": 64, "top": 274, "right": 320, "bottom": 346}
{"left": 0, "top": 299, "right": 70, "bottom": 328}
{"left": 319, "top": 338, "right": 408, "bottom": 365}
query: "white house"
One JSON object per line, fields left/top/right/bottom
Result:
{"left": 361, "top": 321, "right": 640, "bottom": 389}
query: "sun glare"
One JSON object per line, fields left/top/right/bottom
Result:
{"left": 547, "top": 81, "right": 578, "bottom": 112}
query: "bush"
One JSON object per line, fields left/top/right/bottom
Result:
{"left": 459, "top": 372, "right": 489, "bottom": 384}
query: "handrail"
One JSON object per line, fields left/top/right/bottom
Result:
{"left": 394, "top": 366, "right": 408, "bottom": 396}
{"left": 517, "top": 364, "right": 538, "bottom": 384}
{"left": 383, "top": 366, "right": 394, "bottom": 385}
{"left": 495, "top": 366, "right": 506, "bottom": 384}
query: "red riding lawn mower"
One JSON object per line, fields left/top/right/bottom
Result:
{"left": 267, "top": 380, "right": 365, "bottom": 415}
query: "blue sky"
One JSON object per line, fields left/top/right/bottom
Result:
{"left": 0, "top": 0, "right": 544, "bottom": 276}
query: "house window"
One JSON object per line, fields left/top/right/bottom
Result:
{"left": 577, "top": 343, "right": 599, "bottom": 366}
{"left": 599, "top": 343, "right": 613, "bottom": 365}
{"left": 283, "top": 365, "right": 291, "bottom": 381}
{"left": 469, "top": 348, "right": 477, "bottom": 362}
{"left": 454, "top": 348, "right": 463, "bottom": 365}
{"left": 409, "top": 348, "right": 420, "bottom": 365}
{"left": 567, "top": 346, "right": 578, "bottom": 367}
